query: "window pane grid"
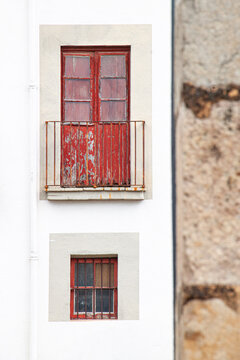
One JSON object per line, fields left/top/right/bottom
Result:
{"left": 71, "top": 257, "right": 117, "bottom": 319}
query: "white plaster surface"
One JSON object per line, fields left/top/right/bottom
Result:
{"left": 0, "top": 1, "right": 29, "bottom": 359}
{"left": 36, "top": 6, "right": 173, "bottom": 358}
{"left": 49, "top": 233, "right": 139, "bottom": 321}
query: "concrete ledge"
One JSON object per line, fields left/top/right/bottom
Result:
{"left": 47, "top": 189, "right": 145, "bottom": 200}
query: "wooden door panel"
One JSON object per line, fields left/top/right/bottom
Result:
{"left": 61, "top": 49, "right": 130, "bottom": 187}
{"left": 61, "top": 123, "right": 130, "bottom": 187}
{"left": 61, "top": 125, "right": 95, "bottom": 186}
{"left": 96, "top": 123, "right": 129, "bottom": 186}
{"left": 98, "top": 53, "right": 130, "bottom": 186}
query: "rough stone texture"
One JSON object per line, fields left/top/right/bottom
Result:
{"left": 183, "top": 285, "right": 238, "bottom": 312}
{"left": 175, "top": 1, "right": 240, "bottom": 359}
{"left": 179, "top": 100, "right": 240, "bottom": 284}
{"left": 182, "top": 0, "right": 240, "bottom": 86}
{"left": 182, "top": 83, "right": 240, "bottom": 119}
{"left": 183, "top": 295, "right": 240, "bottom": 360}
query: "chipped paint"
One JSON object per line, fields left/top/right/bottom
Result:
{"left": 45, "top": 120, "right": 145, "bottom": 191}
{"left": 61, "top": 123, "right": 130, "bottom": 187}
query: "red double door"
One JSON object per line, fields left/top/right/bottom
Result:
{"left": 61, "top": 47, "right": 130, "bottom": 187}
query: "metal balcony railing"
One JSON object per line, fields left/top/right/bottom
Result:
{"left": 45, "top": 120, "right": 145, "bottom": 191}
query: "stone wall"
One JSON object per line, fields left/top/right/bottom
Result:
{"left": 174, "top": 1, "right": 240, "bottom": 359}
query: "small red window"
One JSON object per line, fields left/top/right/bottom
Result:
{"left": 70, "top": 257, "right": 118, "bottom": 320}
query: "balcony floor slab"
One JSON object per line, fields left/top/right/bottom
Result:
{"left": 46, "top": 187, "right": 145, "bottom": 200}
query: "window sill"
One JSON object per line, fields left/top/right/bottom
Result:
{"left": 46, "top": 186, "right": 145, "bottom": 200}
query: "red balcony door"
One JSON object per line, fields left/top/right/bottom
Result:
{"left": 61, "top": 47, "right": 130, "bottom": 187}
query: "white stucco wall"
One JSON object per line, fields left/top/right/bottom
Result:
{"left": 0, "top": 1, "right": 172, "bottom": 360}
{"left": 0, "top": 1, "right": 29, "bottom": 359}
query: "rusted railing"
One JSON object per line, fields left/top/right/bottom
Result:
{"left": 45, "top": 120, "right": 145, "bottom": 191}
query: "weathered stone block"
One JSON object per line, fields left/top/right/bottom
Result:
{"left": 181, "top": 0, "right": 240, "bottom": 86}
{"left": 178, "top": 100, "right": 240, "bottom": 284}
{"left": 183, "top": 295, "right": 240, "bottom": 360}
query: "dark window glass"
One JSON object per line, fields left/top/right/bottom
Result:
{"left": 74, "top": 289, "right": 92, "bottom": 313}
{"left": 75, "top": 262, "right": 93, "bottom": 286}
{"left": 96, "top": 289, "right": 113, "bottom": 313}
{"left": 74, "top": 263, "right": 84, "bottom": 286}
{"left": 86, "top": 263, "right": 94, "bottom": 286}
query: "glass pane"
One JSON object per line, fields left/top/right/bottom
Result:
{"left": 75, "top": 263, "right": 84, "bottom": 286}
{"left": 65, "top": 102, "right": 90, "bottom": 121}
{"left": 95, "top": 263, "right": 101, "bottom": 287}
{"left": 65, "top": 56, "right": 90, "bottom": 78}
{"left": 101, "top": 101, "right": 126, "bottom": 121}
{"left": 110, "top": 263, "right": 114, "bottom": 287}
{"left": 95, "top": 263, "right": 114, "bottom": 287}
{"left": 75, "top": 262, "right": 93, "bottom": 286}
{"left": 65, "top": 79, "right": 90, "bottom": 100}
{"left": 100, "top": 55, "right": 126, "bottom": 77}
{"left": 102, "top": 264, "right": 109, "bottom": 287}
{"left": 96, "top": 289, "right": 113, "bottom": 313}
{"left": 100, "top": 79, "right": 126, "bottom": 99}
{"left": 75, "top": 289, "right": 92, "bottom": 313}
{"left": 86, "top": 263, "right": 93, "bottom": 286}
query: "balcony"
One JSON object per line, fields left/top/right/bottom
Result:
{"left": 45, "top": 121, "right": 145, "bottom": 200}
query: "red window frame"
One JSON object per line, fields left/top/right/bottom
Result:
{"left": 60, "top": 46, "right": 131, "bottom": 188}
{"left": 70, "top": 257, "right": 118, "bottom": 320}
